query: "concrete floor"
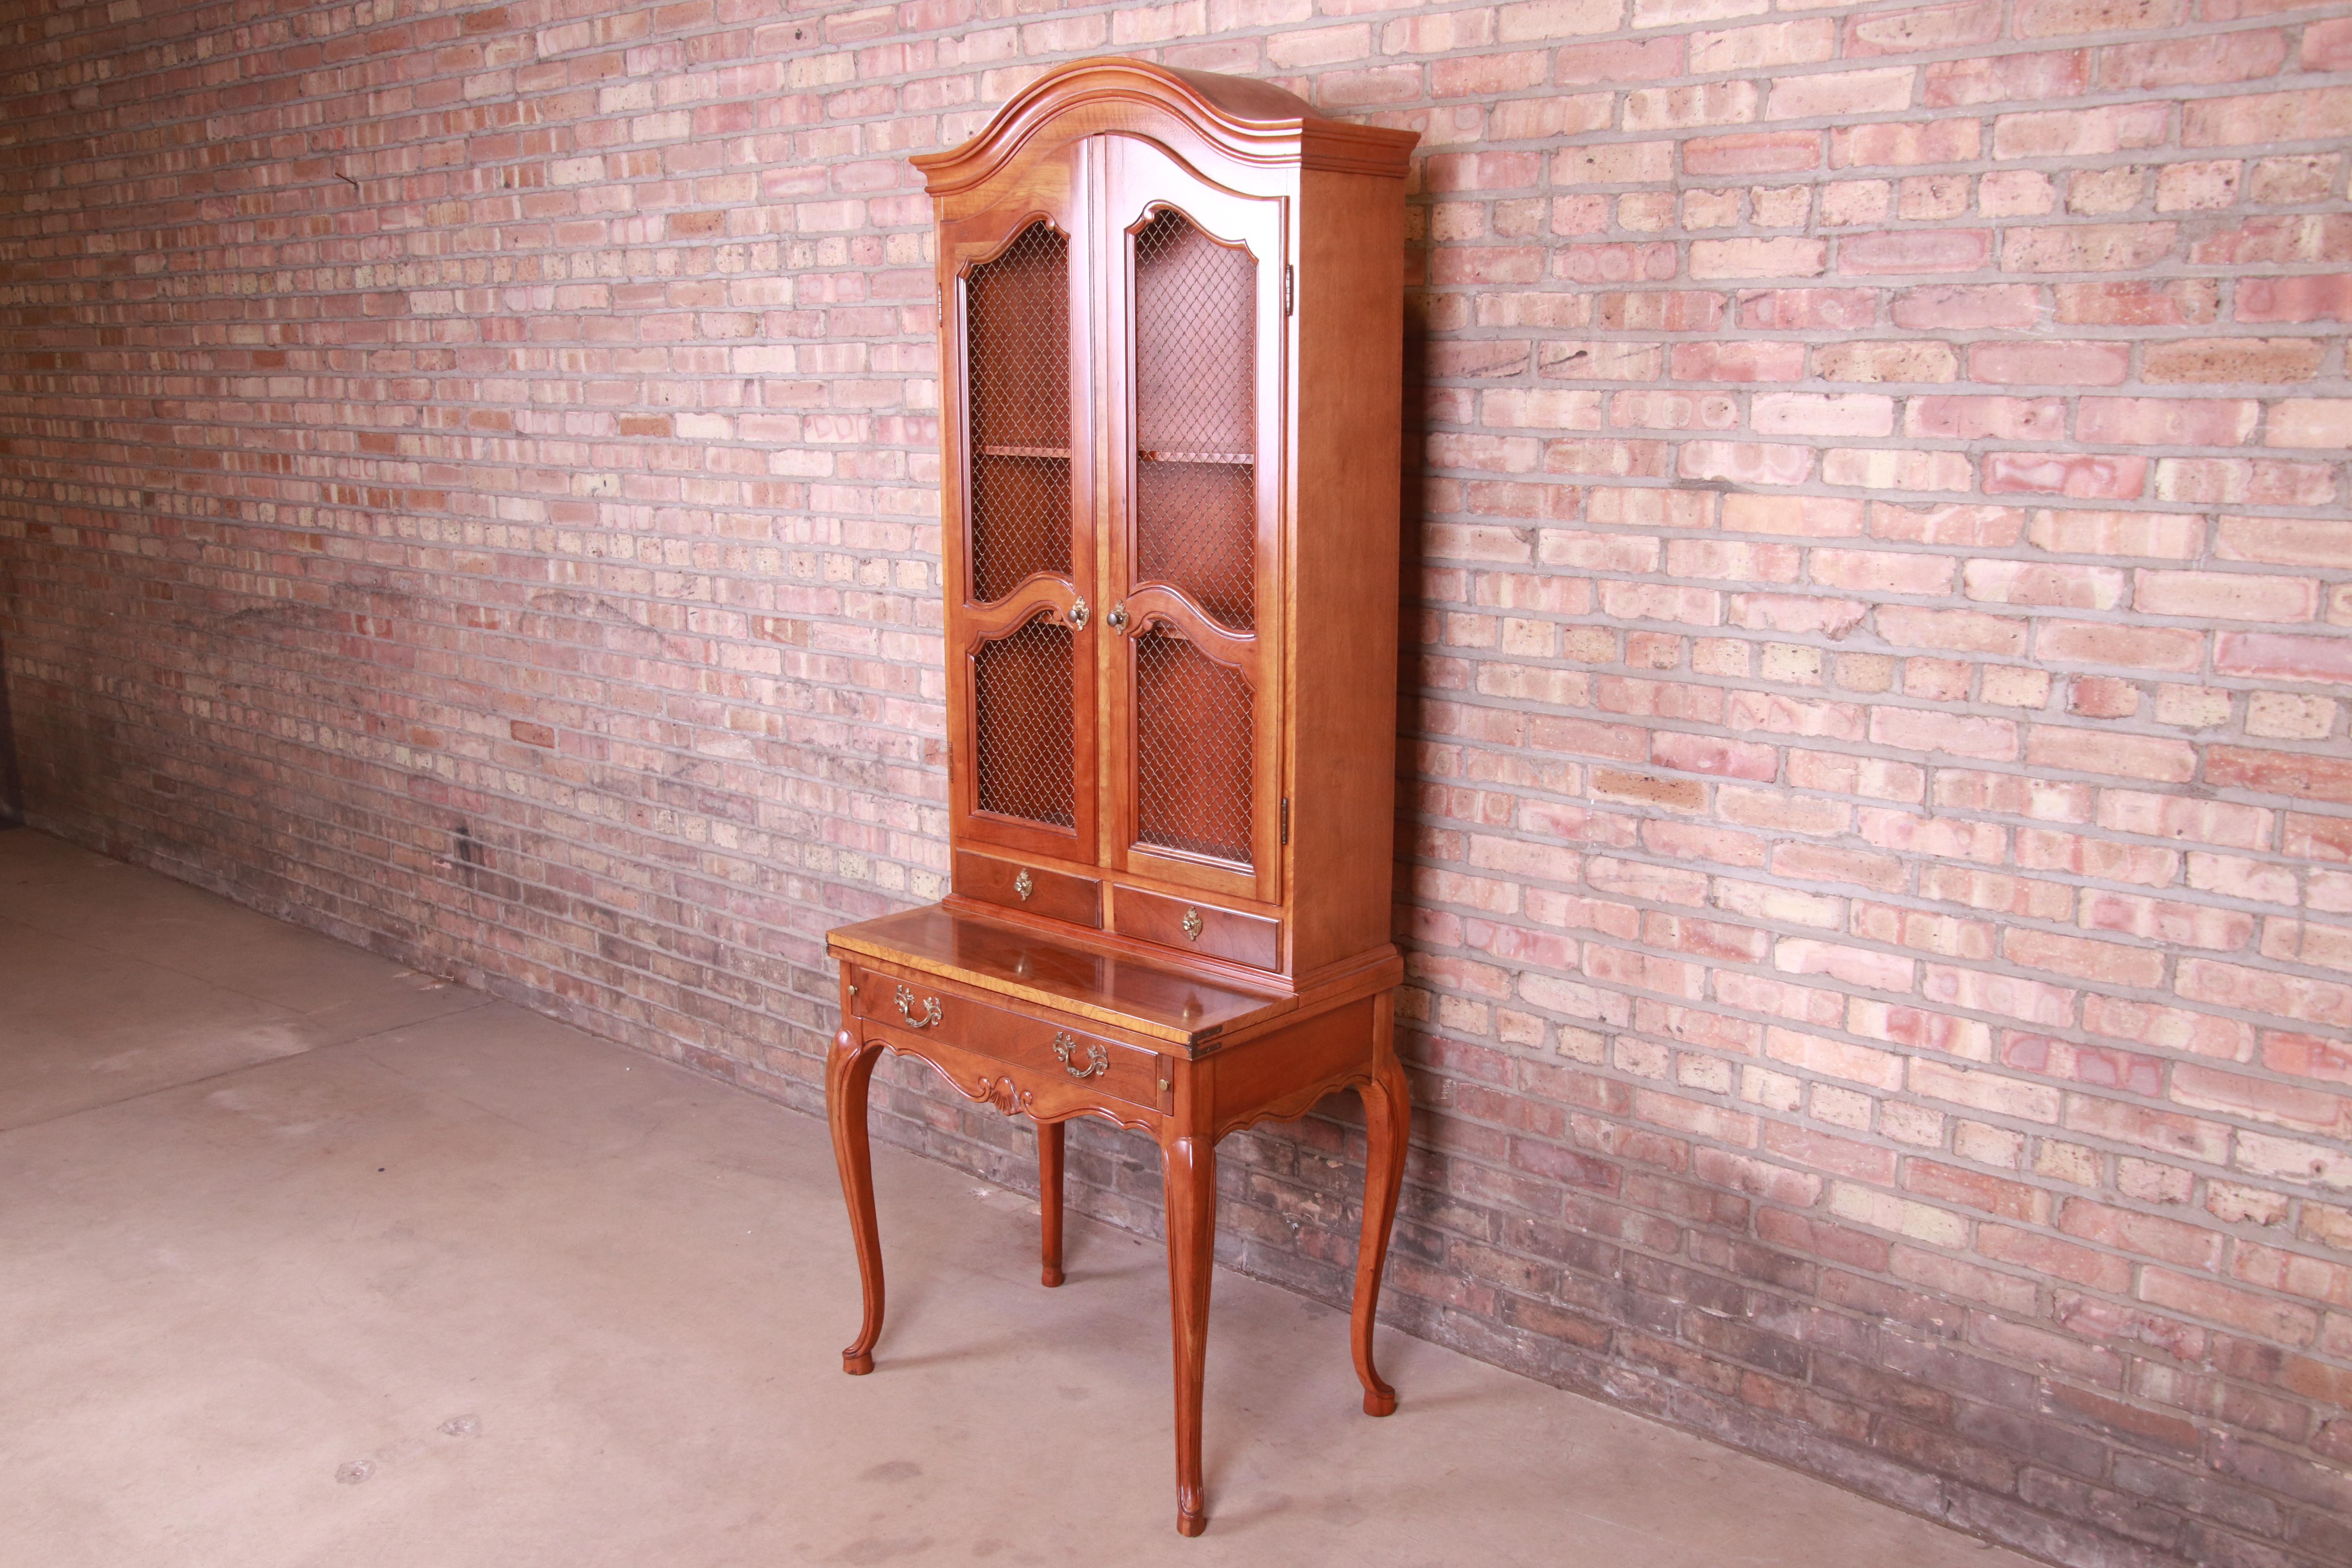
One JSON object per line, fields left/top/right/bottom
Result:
{"left": 0, "top": 827, "right": 2034, "bottom": 1568}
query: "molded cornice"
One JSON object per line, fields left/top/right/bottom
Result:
{"left": 910, "top": 57, "right": 1419, "bottom": 194}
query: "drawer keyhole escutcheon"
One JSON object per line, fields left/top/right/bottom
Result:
{"left": 1181, "top": 907, "right": 1203, "bottom": 942}
{"left": 1054, "top": 1031, "right": 1109, "bottom": 1079}
{"left": 895, "top": 984, "right": 942, "bottom": 1029}
{"left": 1014, "top": 868, "right": 1034, "bottom": 901}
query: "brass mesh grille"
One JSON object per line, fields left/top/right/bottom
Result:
{"left": 1134, "top": 624, "right": 1253, "bottom": 866}
{"left": 973, "top": 615, "right": 1075, "bottom": 829}
{"left": 966, "top": 221, "right": 1071, "bottom": 604}
{"left": 1132, "top": 209, "right": 1256, "bottom": 633}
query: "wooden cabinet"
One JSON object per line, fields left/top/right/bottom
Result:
{"left": 824, "top": 59, "right": 1417, "bottom": 1537}
{"left": 928, "top": 58, "right": 1416, "bottom": 978}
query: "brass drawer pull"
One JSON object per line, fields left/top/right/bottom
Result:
{"left": 895, "top": 984, "right": 943, "bottom": 1029}
{"left": 1053, "top": 1031, "right": 1108, "bottom": 1079}
{"left": 1181, "top": 907, "right": 1203, "bottom": 942}
{"left": 1014, "top": 868, "right": 1034, "bottom": 901}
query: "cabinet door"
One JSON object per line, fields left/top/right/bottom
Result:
{"left": 1100, "top": 137, "right": 1285, "bottom": 906}
{"left": 942, "top": 145, "right": 1098, "bottom": 864}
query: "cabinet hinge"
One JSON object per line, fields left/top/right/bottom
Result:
{"left": 1283, "top": 264, "right": 1294, "bottom": 317}
{"left": 1279, "top": 797, "right": 1290, "bottom": 845}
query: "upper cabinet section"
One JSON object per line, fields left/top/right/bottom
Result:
{"left": 917, "top": 60, "right": 1417, "bottom": 984}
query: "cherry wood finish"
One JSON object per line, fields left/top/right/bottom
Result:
{"left": 824, "top": 58, "right": 1415, "bottom": 1537}
{"left": 1112, "top": 884, "right": 1281, "bottom": 971}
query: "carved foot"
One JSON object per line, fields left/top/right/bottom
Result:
{"left": 842, "top": 1350, "right": 874, "bottom": 1376}
{"left": 1363, "top": 1387, "right": 1396, "bottom": 1417}
{"left": 1042, "top": 1265, "right": 1065, "bottom": 1288}
{"left": 1177, "top": 1504, "right": 1207, "bottom": 1537}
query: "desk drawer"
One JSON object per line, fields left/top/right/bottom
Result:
{"left": 1113, "top": 887, "right": 1281, "bottom": 971}
{"left": 955, "top": 851, "right": 1102, "bottom": 927}
{"left": 846, "top": 966, "right": 1162, "bottom": 1111}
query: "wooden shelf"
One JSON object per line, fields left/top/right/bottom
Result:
{"left": 1139, "top": 450, "right": 1252, "bottom": 465}
{"left": 976, "top": 444, "right": 1069, "bottom": 459}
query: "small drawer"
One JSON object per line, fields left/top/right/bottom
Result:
{"left": 846, "top": 966, "right": 1161, "bottom": 1111}
{"left": 1113, "top": 887, "right": 1281, "bottom": 971}
{"left": 955, "top": 851, "right": 1101, "bottom": 928}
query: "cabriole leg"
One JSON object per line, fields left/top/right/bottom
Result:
{"left": 828, "top": 1028, "right": 887, "bottom": 1375}
{"left": 1352, "top": 1016, "right": 1411, "bottom": 1417}
{"left": 1162, "top": 1133, "right": 1216, "bottom": 1536}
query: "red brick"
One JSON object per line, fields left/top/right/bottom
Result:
{"left": 1969, "top": 340, "right": 2131, "bottom": 386}
{"left": 1837, "top": 229, "right": 1993, "bottom": 275}
{"left": 2100, "top": 29, "right": 2288, "bottom": 87}
{"left": 2025, "top": 726, "right": 2198, "bottom": 784}
{"left": 2014, "top": 0, "right": 2187, "bottom": 34}
{"left": 2005, "top": 927, "right": 2167, "bottom": 987}
{"left": 1556, "top": 36, "right": 1686, "bottom": 84}
{"left": 1846, "top": 0, "right": 2000, "bottom": 57}
{"left": 2236, "top": 274, "right": 2352, "bottom": 323}
{"left": 2184, "top": 87, "right": 2352, "bottom": 149}
{"left": 2003, "top": 223, "right": 2178, "bottom": 273}
{"left": 1829, "top": 118, "right": 1982, "bottom": 167}
{"left": 2053, "top": 279, "right": 2221, "bottom": 326}
{"left": 1983, "top": 452, "right": 2147, "bottom": 500}
{"left": 1737, "top": 288, "right": 1877, "bottom": 330}
{"left": 2143, "top": 337, "right": 2324, "bottom": 384}
{"left": 1682, "top": 130, "right": 1820, "bottom": 176}
{"left": 2214, "top": 632, "right": 2352, "bottom": 684}
{"left": 2034, "top": 620, "right": 2205, "bottom": 673}
{"left": 1980, "top": 1225, "right": 2132, "bottom": 1293}
{"left": 1922, "top": 49, "right": 2087, "bottom": 108}
{"left": 2077, "top": 398, "right": 2258, "bottom": 447}
{"left": 2140, "top": 1270, "right": 2321, "bottom": 1346}
{"left": 1668, "top": 341, "right": 1808, "bottom": 382}
{"left": 2136, "top": 571, "right": 2317, "bottom": 622}
{"left": 1890, "top": 284, "right": 2038, "bottom": 331}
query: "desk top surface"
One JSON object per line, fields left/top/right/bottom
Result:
{"left": 826, "top": 903, "right": 1295, "bottom": 1049}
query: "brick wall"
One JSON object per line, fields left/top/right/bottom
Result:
{"left": 4, "top": 1, "right": 2350, "bottom": 1563}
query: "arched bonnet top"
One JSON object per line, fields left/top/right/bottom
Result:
{"left": 910, "top": 57, "right": 1420, "bottom": 195}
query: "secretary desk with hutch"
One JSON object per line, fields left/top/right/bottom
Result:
{"left": 822, "top": 57, "right": 1419, "bottom": 1537}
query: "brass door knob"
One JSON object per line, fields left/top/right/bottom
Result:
{"left": 1106, "top": 603, "right": 1129, "bottom": 633}
{"left": 1069, "top": 597, "right": 1089, "bottom": 628}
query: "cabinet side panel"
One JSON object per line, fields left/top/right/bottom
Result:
{"left": 1288, "top": 169, "right": 1406, "bottom": 976}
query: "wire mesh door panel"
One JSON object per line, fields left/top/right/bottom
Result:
{"left": 942, "top": 172, "right": 1096, "bottom": 863}
{"left": 966, "top": 220, "right": 1073, "bottom": 605}
{"left": 1105, "top": 138, "right": 1284, "bottom": 904}
{"left": 1132, "top": 208, "right": 1257, "bottom": 634}
{"left": 1132, "top": 622, "right": 1252, "bottom": 863}
{"left": 973, "top": 613, "right": 1077, "bottom": 829}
